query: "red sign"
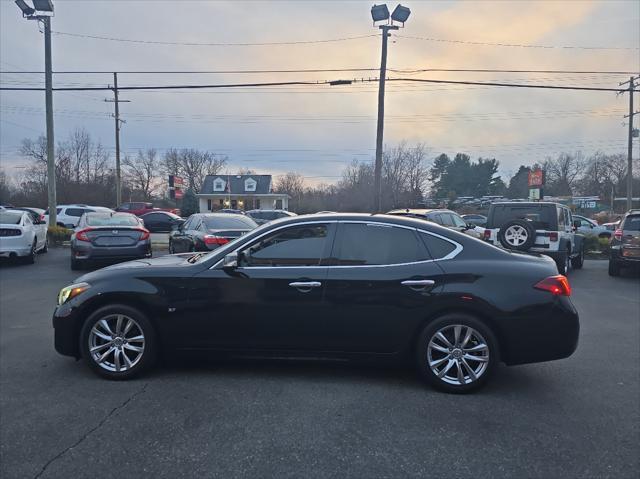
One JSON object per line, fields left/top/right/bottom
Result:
{"left": 174, "top": 188, "right": 184, "bottom": 200}
{"left": 528, "top": 169, "right": 545, "bottom": 187}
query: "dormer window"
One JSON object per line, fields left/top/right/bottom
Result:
{"left": 213, "top": 178, "right": 226, "bottom": 192}
{"left": 245, "top": 178, "right": 257, "bottom": 192}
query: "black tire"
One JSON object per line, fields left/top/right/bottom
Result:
{"left": 555, "top": 252, "right": 569, "bottom": 275}
{"left": 608, "top": 259, "right": 621, "bottom": 277}
{"left": 23, "top": 240, "right": 36, "bottom": 264}
{"left": 41, "top": 238, "right": 48, "bottom": 253}
{"left": 79, "top": 304, "right": 157, "bottom": 380}
{"left": 571, "top": 246, "right": 584, "bottom": 269}
{"left": 416, "top": 313, "right": 499, "bottom": 394}
{"left": 498, "top": 220, "right": 536, "bottom": 251}
{"left": 70, "top": 256, "right": 83, "bottom": 271}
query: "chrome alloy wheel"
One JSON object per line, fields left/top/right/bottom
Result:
{"left": 427, "top": 325, "right": 490, "bottom": 386}
{"left": 88, "top": 314, "right": 145, "bottom": 372}
{"left": 504, "top": 225, "right": 529, "bottom": 247}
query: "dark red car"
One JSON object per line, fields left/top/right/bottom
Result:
{"left": 115, "top": 202, "right": 180, "bottom": 217}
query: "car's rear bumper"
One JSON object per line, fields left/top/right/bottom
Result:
{"left": 0, "top": 237, "right": 32, "bottom": 257}
{"left": 499, "top": 297, "right": 579, "bottom": 366}
{"left": 610, "top": 245, "right": 640, "bottom": 265}
{"left": 71, "top": 241, "right": 152, "bottom": 260}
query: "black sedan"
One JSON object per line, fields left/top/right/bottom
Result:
{"left": 53, "top": 213, "right": 579, "bottom": 393}
{"left": 168, "top": 213, "right": 258, "bottom": 253}
{"left": 70, "top": 212, "right": 151, "bottom": 270}
{"left": 140, "top": 211, "right": 184, "bottom": 233}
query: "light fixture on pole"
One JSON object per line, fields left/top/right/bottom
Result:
{"left": 15, "top": 0, "right": 57, "bottom": 227}
{"left": 370, "top": 3, "right": 410, "bottom": 212}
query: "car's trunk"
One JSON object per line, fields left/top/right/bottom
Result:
{"left": 85, "top": 227, "right": 144, "bottom": 247}
{"left": 207, "top": 229, "right": 250, "bottom": 241}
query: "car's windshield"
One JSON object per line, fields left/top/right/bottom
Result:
{"left": 203, "top": 216, "right": 258, "bottom": 229}
{"left": 86, "top": 214, "right": 140, "bottom": 227}
{"left": 0, "top": 211, "right": 22, "bottom": 225}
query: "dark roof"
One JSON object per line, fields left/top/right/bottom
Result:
{"left": 201, "top": 174, "right": 272, "bottom": 195}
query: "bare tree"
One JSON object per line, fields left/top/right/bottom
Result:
{"left": 161, "top": 148, "right": 227, "bottom": 192}
{"left": 543, "top": 152, "right": 585, "bottom": 196}
{"left": 274, "top": 172, "right": 304, "bottom": 211}
{"left": 123, "top": 149, "right": 159, "bottom": 200}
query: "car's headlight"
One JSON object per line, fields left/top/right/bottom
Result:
{"left": 58, "top": 282, "right": 90, "bottom": 305}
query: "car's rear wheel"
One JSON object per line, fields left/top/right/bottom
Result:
{"left": 417, "top": 314, "right": 498, "bottom": 393}
{"left": 608, "top": 259, "right": 621, "bottom": 276}
{"left": 571, "top": 246, "right": 584, "bottom": 269}
{"left": 23, "top": 240, "right": 36, "bottom": 264}
{"left": 41, "top": 238, "right": 48, "bottom": 253}
{"left": 80, "top": 305, "right": 157, "bottom": 380}
{"left": 556, "top": 250, "right": 570, "bottom": 275}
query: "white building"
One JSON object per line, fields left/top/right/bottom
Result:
{"left": 197, "top": 174, "right": 289, "bottom": 212}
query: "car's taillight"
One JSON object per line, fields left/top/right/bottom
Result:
{"left": 549, "top": 232, "right": 558, "bottom": 241}
{"left": 137, "top": 228, "right": 150, "bottom": 241}
{"left": 614, "top": 229, "right": 623, "bottom": 241}
{"left": 75, "top": 228, "right": 92, "bottom": 242}
{"left": 483, "top": 229, "right": 491, "bottom": 241}
{"left": 204, "top": 235, "right": 229, "bottom": 245}
{"left": 534, "top": 275, "right": 571, "bottom": 296}
{"left": 39, "top": 214, "right": 45, "bottom": 223}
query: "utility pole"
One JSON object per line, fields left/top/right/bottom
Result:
{"left": 374, "top": 23, "right": 398, "bottom": 212}
{"left": 105, "top": 72, "right": 130, "bottom": 207}
{"left": 620, "top": 75, "right": 639, "bottom": 211}
{"left": 43, "top": 16, "right": 56, "bottom": 226}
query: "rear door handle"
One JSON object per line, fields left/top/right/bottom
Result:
{"left": 289, "top": 281, "right": 322, "bottom": 289}
{"left": 401, "top": 279, "right": 435, "bottom": 289}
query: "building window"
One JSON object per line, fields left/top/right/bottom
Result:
{"left": 213, "top": 178, "right": 226, "bottom": 192}
{"left": 245, "top": 178, "right": 257, "bottom": 192}
{"left": 275, "top": 199, "right": 283, "bottom": 209}
{"left": 207, "top": 199, "right": 212, "bottom": 211}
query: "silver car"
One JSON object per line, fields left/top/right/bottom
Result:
{"left": 70, "top": 212, "right": 151, "bottom": 270}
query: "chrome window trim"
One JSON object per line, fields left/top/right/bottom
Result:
{"left": 211, "top": 219, "right": 463, "bottom": 269}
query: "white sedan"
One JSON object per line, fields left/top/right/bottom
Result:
{"left": 0, "top": 209, "right": 47, "bottom": 263}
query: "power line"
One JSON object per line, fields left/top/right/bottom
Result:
{"left": 3, "top": 77, "right": 638, "bottom": 92}
{"left": 50, "top": 30, "right": 378, "bottom": 46}
{"left": 395, "top": 34, "right": 640, "bottom": 51}
{"left": 387, "top": 78, "right": 640, "bottom": 92}
{"left": 1, "top": 68, "right": 637, "bottom": 75}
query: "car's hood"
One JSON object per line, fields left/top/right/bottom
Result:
{"left": 103, "top": 253, "right": 194, "bottom": 269}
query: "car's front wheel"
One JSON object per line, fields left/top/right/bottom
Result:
{"left": 80, "top": 305, "right": 157, "bottom": 380}
{"left": 417, "top": 314, "right": 498, "bottom": 393}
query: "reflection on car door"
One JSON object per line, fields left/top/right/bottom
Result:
{"left": 322, "top": 222, "right": 446, "bottom": 354}
{"left": 182, "top": 222, "right": 337, "bottom": 350}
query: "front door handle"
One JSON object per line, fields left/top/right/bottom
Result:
{"left": 401, "top": 279, "right": 435, "bottom": 290}
{"left": 289, "top": 281, "right": 322, "bottom": 289}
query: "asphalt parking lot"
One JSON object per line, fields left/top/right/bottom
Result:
{"left": 0, "top": 248, "right": 638, "bottom": 478}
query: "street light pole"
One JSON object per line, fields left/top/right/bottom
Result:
{"left": 43, "top": 15, "right": 56, "bottom": 226}
{"left": 15, "top": 0, "right": 57, "bottom": 226}
{"left": 374, "top": 23, "right": 398, "bottom": 212}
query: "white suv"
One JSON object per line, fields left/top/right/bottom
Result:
{"left": 482, "top": 202, "right": 584, "bottom": 275}
{"left": 45, "top": 204, "right": 114, "bottom": 229}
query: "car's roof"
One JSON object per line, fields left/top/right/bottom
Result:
{"left": 491, "top": 201, "right": 560, "bottom": 207}
{"left": 387, "top": 208, "right": 454, "bottom": 215}
{"left": 197, "top": 213, "right": 248, "bottom": 218}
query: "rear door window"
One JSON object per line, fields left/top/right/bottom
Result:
{"left": 623, "top": 215, "right": 640, "bottom": 231}
{"left": 334, "top": 223, "right": 428, "bottom": 265}
{"left": 66, "top": 208, "right": 88, "bottom": 217}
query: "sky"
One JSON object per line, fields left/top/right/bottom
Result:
{"left": 1, "top": 0, "right": 639, "bottom": 186}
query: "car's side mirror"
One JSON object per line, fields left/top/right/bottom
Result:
{"left": 222, "top": 253, "right": 238, "bottom": 269}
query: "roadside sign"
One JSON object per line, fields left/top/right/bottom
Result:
{"left": 169, "top": 175, "right": 185, "bottom": 199}
{"left": 529, "top": 188, "right": 541, "bottom": 200}
{"left": 528, "top": 169, "right": 545, "bottom": 187}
